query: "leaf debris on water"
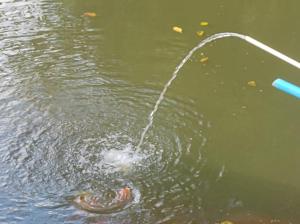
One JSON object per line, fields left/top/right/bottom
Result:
{"left": 83, "top": 12, "right": 97, "bottom": 17}
{"left": 200, "top": 57, "right": 209, "bottom": 63}
{"left": 247, "top": 80, "right": 256, "bottom": 87}
{"left": 196, "top": 31, "right": 205, "bottom": 37}
{"left": 172, "top": 26, "right": 183, "bottom": 33}
{"left": 220, "top": 221, "right": 234, "bottom": 224}
{"left": 200, "top": 21, "right": 208, "bottom": 26}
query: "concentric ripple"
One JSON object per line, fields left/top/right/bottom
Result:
{"left": 0, "top": 0, "right": 211, "bottom": 223}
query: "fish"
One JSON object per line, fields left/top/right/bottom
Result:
{"left": 72, "top": 187, "right": 132, "bottom": 214}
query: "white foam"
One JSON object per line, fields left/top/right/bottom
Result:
{"left": 100, "top": 144, "right": 144, "bottom": 173}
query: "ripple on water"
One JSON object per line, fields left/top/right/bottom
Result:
{"left": 0, "top": 84, "right": 209, "bottom": 221}
{"left": 0, "top": 0, "right": 211, "bottom": 222}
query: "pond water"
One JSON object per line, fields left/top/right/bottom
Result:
{"left": 0, "top": 0, "right": 300, "bottom": 223}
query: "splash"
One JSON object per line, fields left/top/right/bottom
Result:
{"left": 100, "top": 145, "right": 144, "bottom": 173}
{"left": 136, "top": 32, "right": 300, "bottom": 151}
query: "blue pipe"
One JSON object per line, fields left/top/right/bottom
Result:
{"left": 272, "top": 78, "right": 300, "bottom": 99}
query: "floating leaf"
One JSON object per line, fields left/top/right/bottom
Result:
{"left": 221, "top": 221, "right": 234, "bottom": 224}
{"left": 196, "top": 31, "right": 205, "bottom": 37}
{"left": 172, "top": 26, "right": 183, "bottom": 33}
{"left": 200, "top": 57, "right": 209, "bottom": 63}
{"left": 83, "top": 12, "right": 97, "bottom": 17}
{"left": 200, "top": 21, "right": 209, "bottom": 26}
{"left": 247, "top": 80, "right": 256, "bottom": 87}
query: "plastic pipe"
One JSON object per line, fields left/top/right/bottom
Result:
{"left": 272, "top": 78, "right": 300, "bottom": 99}
{"left": 243, "top": 36, "right": 300, "bottom": 69}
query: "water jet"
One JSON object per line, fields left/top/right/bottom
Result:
{"left": 137, "top": 32, "right": 300, "bottom": 150}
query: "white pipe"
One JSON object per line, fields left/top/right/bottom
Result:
{"left": 244, "top": 35, "right": 300, "bottom": 69}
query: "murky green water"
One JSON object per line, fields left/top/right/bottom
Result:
{"left": 0, "top": 0, "right": 299, "bottom": 223}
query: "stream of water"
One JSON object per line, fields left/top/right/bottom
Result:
{"left": 137, "top": 32, "right": 300, "bottom": 150}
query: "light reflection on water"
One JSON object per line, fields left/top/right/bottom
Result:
{"left": 0, "top": 0, "right": 299, "bottom": 223}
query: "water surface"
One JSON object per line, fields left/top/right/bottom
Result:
{"left": 0, "top": 0, "right": 300, "bottom": 223}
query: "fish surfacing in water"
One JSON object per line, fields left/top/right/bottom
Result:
{"left": 72, "top": 187, "right": 132, "bottom": 214}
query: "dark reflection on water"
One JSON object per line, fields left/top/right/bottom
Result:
{"left": 0, "top": 0, "right": 300, "bottom": 223}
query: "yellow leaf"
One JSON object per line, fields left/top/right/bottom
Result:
{"left": 247, "top": 80, "right": 256, "bottom": 87}
{"left": 221, "top": 221, "right": 234, "bottom": 224}
{"left": 83, "top": 12, "right": 97, "bottom": 17}
{"left": 200, "top": 21, "right": 209, "bottom": 26}
{"left": 200, "top": 57, "right": 209, "bottom": 63}
{"left": 196, "top": 31, "right": 205, "bottom": 37}
{"left": 172, "top": 26, "right": 183, "bottom": 33}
